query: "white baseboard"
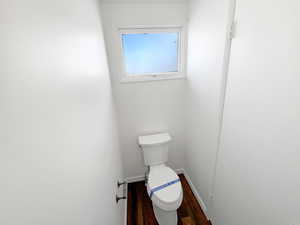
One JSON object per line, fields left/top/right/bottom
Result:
{"left": 181, "top": 169, "right": 210, "bottom": 220}
{"left": 125, "top": 174, "right": 145, "bottom": 183}
{"left": 125, "top": 168, "right": 185, "bottom": 183}
{"left": 175, "top": 168, "right": 185, "bottom": 175}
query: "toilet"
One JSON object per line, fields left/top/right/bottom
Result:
{"left": 138, "top": 133, "right": 183, "bottom": 225}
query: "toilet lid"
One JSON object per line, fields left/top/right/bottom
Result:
{"left": 147, "top": 165, "right": 183, "bottom": 211}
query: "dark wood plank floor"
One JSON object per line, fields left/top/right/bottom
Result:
{"left": 127, "top": 174, "right": 211, "bottom": 225}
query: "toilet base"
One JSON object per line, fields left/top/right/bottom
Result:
{"left": 153, "top": 204, "right": 178, "bottom": 225}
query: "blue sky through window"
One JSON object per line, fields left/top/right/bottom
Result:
{"left": 122, "top": 32, "right": 179, "bottom": 75}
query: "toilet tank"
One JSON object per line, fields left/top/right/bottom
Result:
{"left": 138, "top": 133, "right": 172, "bottom": 166}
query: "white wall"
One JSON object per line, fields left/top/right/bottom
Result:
{"left": 0, "top": 1, "right": 124, "bottom": 225}
{"left": 185, "top": 0, "right": 231, "bottom": 216}
{"left": 100, "top": 2, "right": 188, "bottom": 178}
{"left": 214, "top": 0, "right": 300, "bottom": 225}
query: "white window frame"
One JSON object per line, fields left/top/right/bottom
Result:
{"left": 118, "top": 26, "right": 186, "bottom": 83}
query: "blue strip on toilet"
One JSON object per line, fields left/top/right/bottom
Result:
{"left": 149, "top": 178, "right": 180, "bottom": 199}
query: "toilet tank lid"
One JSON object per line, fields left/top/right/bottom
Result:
{"left": 138, "top": 133, "right": 171, "bottom": 147}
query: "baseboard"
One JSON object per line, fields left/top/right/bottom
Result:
{"left": 124, "top": 168, "right": 209, "bottom": 222}
{"left": 125, "top": 174, "right": 145, "bottom": 183}
{"left": 181, "top": 169, "right": 210, "bottom": 220}
{"left": 175, "top": 168, "right": 185, "bottom": 175}
{"left": 125, "top": 168, "right": 185, "bottom": 183}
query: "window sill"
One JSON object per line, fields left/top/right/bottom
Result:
{"left": 120, "top": 75, "right": 186, "bottom": 84}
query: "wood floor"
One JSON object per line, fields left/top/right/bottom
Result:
{"left": 127, "top": 174, "right": 211, "bottom": 225}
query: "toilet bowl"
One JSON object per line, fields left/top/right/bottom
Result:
{"left": 147, "top": 165, "right": 183, "bottom": 225}
{"left": 138, "top": 133, "right": 183, "bottom": 225}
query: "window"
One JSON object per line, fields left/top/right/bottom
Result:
{"left": 119, "top": 27, "right": 185, "bottom": 82}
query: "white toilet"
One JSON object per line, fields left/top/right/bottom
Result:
{"left": 138, "top": 133, "right": 183, "bottom": 225}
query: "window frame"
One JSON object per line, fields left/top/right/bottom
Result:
{"left": 118, "top": 26, "right": 186, "bottom": 83}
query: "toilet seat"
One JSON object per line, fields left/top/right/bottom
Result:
{"left": 147, "top": 165, "right": 183, "bottom": 211}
